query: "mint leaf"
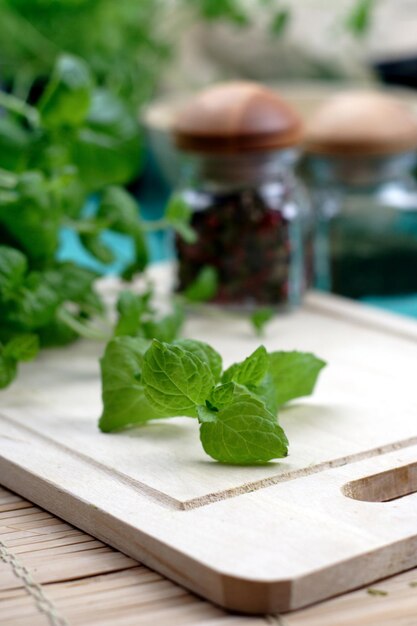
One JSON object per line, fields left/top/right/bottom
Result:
{"left": 114, "top": 290, "right": 152, "bottom": 338}
{"left": 184, "top": 266, "right": 218, "bottom": 303}
{"left": 0, "top": 354, "right": 17, "bottom": 389}
{"left": 39, "top": 54, "right": 93, "bottom": 128}
{"left": 0, "top": 246, "right": 27, "bottom": 301}
{"left": 10, "top": 274, "right": 60, "bottom": 330}
{"left": 98, "top": 186, "right": 149, "bottom": 276}
{"left": 80, "top": 233, "right": 115, "bottom": 265}
{"left": 165, "top": 195, "right": 197, "bottom": 244}
{"left": 270, "top": 9, "right": 290, "bottom": 37}
{"left": 222, "top": 345, "right": 268, "bottom": 386}
{"left": 142, "top": 303, "right": 185, "bottom": 343}
{"left": 0, "top": 171, "right": 61, "bottom": 264}
{"left": 42, "top": 263, "right": 98, "bottom": 303}
{"left": 175, "top": 338, "right": 222, "bottom": 383}
{"left": 0, "top": 333, "right": 39, "bottom": 389}
{"left": 198, "top": 0, "right": 249, "bottom": 25}
{"left": 142, "top": 339, "right": 215, "bottom": 417}
{"left": 99, "top": 336, "right": 165, "bottom": 432}
{"left": 198, "top": 392, "right": 288, "bottom": 465}
{"left": 265, "top": 351, "right": 326, "bottom": 409}
{"left": 72, "top": 89, "right": 141, "bottom": 192}
{"left": 221, "top": 348, "right": 326, "bottom": 415}
{"left": 3, "top": 334, "right": 39, "bottom": 362}
{"left": 250, "top": 307, "right": 274, "bottom": 336}
{"left": 346, "top": 0, "right": 374, "bottom": 37}
{"left": 209, "top": 381, "right": 258, "bottom": 409}
{"left": 37, "top": 318, "right": 78, "bottom": 348}
{"left": 113, "top": 289, "right": 184, "bottom": 343}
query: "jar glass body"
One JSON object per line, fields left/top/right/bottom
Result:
{"left": 309, "top": 153, "right": 417, "bottom": 298}
{"left": 174, "top": 150, "right": 312, "bottom": 309}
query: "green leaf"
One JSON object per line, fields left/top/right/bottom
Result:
{"left": 38, "top": 54, "right": 93, "bottom": 128}
{"left": 184, "top": 266, "right": 218, "bottom": 303}
{"left": 346, "top": 0, "right": 374, "bottom": 37}
{"left": 0, "top": 262, "right": 98, "bottom": 334}
{"left": 0, "top": 171, "right": 60, "bottom": 264}
{"left": 198, "top": 392, "right": 288, "bottom": 465}
{"left": 208, "top": 381, "right": 257, "bottom": 409}
{"left": 0, "top": 116, "right": 31, "bottom": 171}
{"left": 220, "top": 348, "right": 326, "bottom": 416}
{"left": 121, "top": 228, "right": 148, "bottom": 279}
{"left": 37, "top": 318, "right": 78, "bottom": 347}
{"left": 9, "top": 274, "right": 60, "bottom": 330}
{"left": 72, "top": 89, "right": 142, "bottom": 191}
{"left": 270, "top": 9, "right": 290, "bottom": 37}
{"left": 80, "top": 233, "right": 115, "bottom": 265}
{"left": 51, "top": 167, "right": 85, "bottom": 219}
{"left": 98, "top": 186, "right": 139, "bottom": 232}
{"left": 265, "top": 351, "right": 326, "bottom": 409}
{"left": 0, "top": 353, "right": 17, "bottom": 389}
{"left": 250, "top": 307, "right": 274, "bottom": 336}
{"left": 197, "top": 0, "right": 249, "bottom": 26}
{"left": 0, "top": 245, "right": 27, "bottom": 301}
{"left": 175, "top": 338, "right": 222, "bottom": 383}
{"left": 99, "top": 336, "right": 164, "bottom": 432}
{"left": 98, "top": 185, "right": 148, "bottom": 276}
{"left": 222, "top": 346, "right": 268, "bottom": 387}
{"left": 142, "top": 303, "right": 185, "bottom": 343}
{"left": 0, "top": 333, "right": 38, "bottom": 389}
{"left": 142, "top": 339, "right": 215, "bottom": 417}
{"left": 42, "top": 263, "right": 98, "bottom": 303}
{"left": 165, "top": 195, "right": 197, "bottom": 244}
{"left": 3, "top": 334, "right": 39, "bottom": 362}
{"left": 114, "top": 290, "right": 152, "bottom": 337}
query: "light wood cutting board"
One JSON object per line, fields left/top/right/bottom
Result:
{"left": 1, "top": 273, "right": 417, "bottom": 614}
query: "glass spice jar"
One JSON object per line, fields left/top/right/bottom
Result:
{"left": 172, "top": 82, "right": 312, "bottom": 309}
{"left": 305, "top": 91, "right": 417, "bottom": 299}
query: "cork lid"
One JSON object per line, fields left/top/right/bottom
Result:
{"left": 174, "top": 81, "right": 303, "bottom": 154}
{"left": 304, "top": 91, "right": 417, "bottom": 157}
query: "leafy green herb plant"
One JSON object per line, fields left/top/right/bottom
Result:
{"left": 99, "top": 336, "right": 326, "bottom": 465}
{"left": 0, "top": 53, "right": 200, "bottom": 390}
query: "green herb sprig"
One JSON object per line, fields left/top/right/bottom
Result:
{"left": 99, "top": 335, "right": 325, "bottom": 465}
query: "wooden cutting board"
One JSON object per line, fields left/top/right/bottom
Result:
{"left": 1, "top": 274, "right": 417, "bottom": 614}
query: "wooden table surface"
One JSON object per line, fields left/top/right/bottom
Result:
{"left": 1, "top": 484, "right": 417, "bottom": 626}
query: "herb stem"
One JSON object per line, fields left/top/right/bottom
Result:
{"left": 0, "top": 91, "right": 40, "bottom": 128}
{"left": 58, "top": 308, "right": 111, "bottom": 342}
{"left": 141, "top": 219, "right": 168, "bottom": 232}
{"left": 63, "top": 218, "right": 110, "bottom": 234}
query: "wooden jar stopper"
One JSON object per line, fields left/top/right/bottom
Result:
{"left": 304, "top": 91, "right": 417, "bottom": 157}
{"left": 174, "top": 81, "right": 303, "bottom": 154}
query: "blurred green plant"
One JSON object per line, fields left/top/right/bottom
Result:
{"left": 346, "top": 0, "right": 375, "bottom": 38}
{"left": 0, "top": 53, "right": 197, "bottom": 389}
{"left": 0, "top": 0, "right": 375, "bottom": 111}
{"left": 0, "top": 0, "right": 294, "bottom": 110}
{"left": 0, "top": 0, "right": 171, "bottom": 107}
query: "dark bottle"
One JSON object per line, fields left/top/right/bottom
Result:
{"left": 305, "top": 91, "right": 417, "bottom": 299}
{"left": 172, "top": 81, "right": 312, "bottom": 309}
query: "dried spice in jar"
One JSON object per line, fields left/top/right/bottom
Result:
{"left": 173, "top": 81, "right": 311, "bottom": 309}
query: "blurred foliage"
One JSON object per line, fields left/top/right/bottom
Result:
{"left": 0, "top": 0, "right": 170, "bottom": 108}
{"left": 346, "top": 0, "right": 375, "bottom": 38}
{"left": 0, "top": 0, "right": 375, "bottom": 110}
{"left": 270, "top": 9, "right": 291, "bottom": 37}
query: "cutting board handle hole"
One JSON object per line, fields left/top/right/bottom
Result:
{"left": 342, "top": 462, "right": 417, "bottom": 502}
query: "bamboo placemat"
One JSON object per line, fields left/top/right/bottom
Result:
{"left": 1, "top": 484, "right": 417, "bottom": 626}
